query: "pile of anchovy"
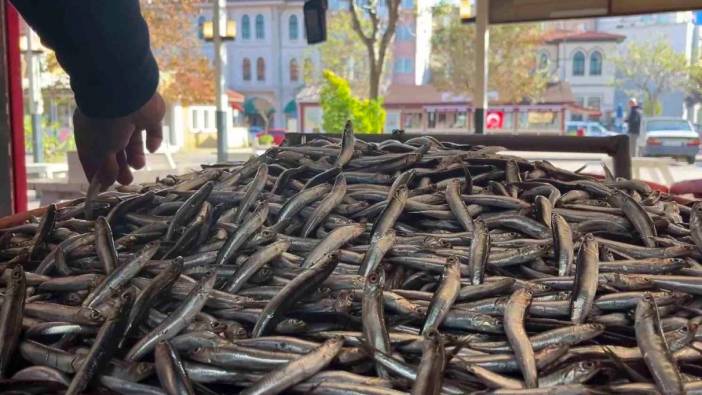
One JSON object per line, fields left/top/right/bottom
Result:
{"left": 3, "top": 124, "right": 702, "bottom": 394}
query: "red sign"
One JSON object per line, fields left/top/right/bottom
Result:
{"left": 486, "top": 111, "right": 504, "bottom": 129}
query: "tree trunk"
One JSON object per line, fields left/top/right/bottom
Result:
{"left": 348, "top": 0, "right": 400, "bottom": 101}
{"left": 369, "top": 61, "right": 380, "bottom": 100}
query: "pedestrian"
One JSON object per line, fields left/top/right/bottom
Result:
{"left": 10, "top": 1, "right": 165, "bottom": 188}
{"left": 626, "top": 98, "right": 643, "bottom": 157}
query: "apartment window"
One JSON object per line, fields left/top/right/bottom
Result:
{"left": 587, "top": 97, "right": 601, "bottom": 110}
{"left": 303, "top": 58, "right": 314, "bottom": 79}
{"left": 590, "top": 51, "right": 602, "bottom": 76}
{"left": 243, "top": 58, "right": 251, "bottom": 81}
{"left": 203, "top": 109, "right": 210, "bottom": 129}
{"left": 538, "top": 52, "right": 549, "bottom": 70}
{"left": 572, "top": 51, "right": 585, "bottom": 76}
{"left": 255, "top": 14, "right": 264, "bottom": 39}
{"left": 257, "top": 57, "right": 265, "bottom": 81}
{"left": 290, "top": 58, "right": 299, "bottom": 82}
{"left": 394, "top": 58, "right": 413, "bottom": 73}
{"left": 396, "top": 25, "right": 413, "bottom": 41}
{"left": 191, "top": 109, "right": 199, "bottom": 129}
{"left": 289, "top": 15, "right": 299, "bottom": 40}
{"left": 242, "top": 15, "right": 251, "bottom": 40}
{"left": 403, "top": 112, "right": 422, "bottom": 129}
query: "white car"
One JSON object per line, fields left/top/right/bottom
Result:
{"left": 638, "top": 117, "right": 700, "bottom": 164}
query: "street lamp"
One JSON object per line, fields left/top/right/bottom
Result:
{"left": 199, "top": 2, "right": 236, "bottom": 163}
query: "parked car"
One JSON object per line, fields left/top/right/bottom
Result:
{"left": 565, "top": 122, "right": 618, "bottom": 137}
{"left": 266, "top": 128, "right": 287, "bottom": 146}
{"left": 639, "top": 117, "right": 700, "bottom": 164}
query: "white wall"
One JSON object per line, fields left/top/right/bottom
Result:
{"left": 541, "top": 40, "right": 618, "bottom": 120}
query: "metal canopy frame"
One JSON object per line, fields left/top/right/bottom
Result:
{"left": 285, "top": 133, "right": 632, "bottom": 179}
{"left": 487, "top": 0, "right": 702, "bottom": 24}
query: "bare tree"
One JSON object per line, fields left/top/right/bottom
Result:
{"left": 348, "top": 0, "right": 401, "bottom": 100}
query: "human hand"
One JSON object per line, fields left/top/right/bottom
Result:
{"left": 73, "top": 93, "right": 166, "bottom": 189}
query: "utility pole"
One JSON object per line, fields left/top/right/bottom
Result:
{"left": 25, "top": 23, "right": 43, "bottom": 162}
{"left": 213, "top": 0, "right": 228, "bottom": 163}
{"left": 473, "top": 0, "right": 489, "bottom": 135}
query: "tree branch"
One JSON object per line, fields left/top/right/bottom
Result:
{"left": 377, "top": 0, "right": 400, "bottom": 68}
{"left": 349, "top": 0, "right": 373, "bottom": 47}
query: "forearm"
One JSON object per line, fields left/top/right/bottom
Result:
{"left": 11, "top": 0, "right": 159, "bottom": 118}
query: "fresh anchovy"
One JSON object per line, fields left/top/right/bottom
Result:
{"left": 608, "top": 190, "right": 657, "bottom": 248}
{"left": 223, "top": 240, "right": 290, "bottom": 293}
{"left": 335, "top": 121, "right": 356, "bottom": 168}
{"left": 241, "top": 337, "right": 344, "bottom": 395}
{"left": 533, "top": 195, "right": 552, "bottom": 229}
{"left": 690, "top": 202, "right": 702, "bottom": 253}
{"left": 83, "top": 242, "right": 160, "bottom": 308}
{"left": 101, "top": 375, "right": 167, "bottom": 395}
{"left": 446, "top": 179, "right": 474, "bottom": 232}
{"left": 12, "top": 365, "right": 70, "bottom": 386}
{"left": 362, "top": 269, "right": 391, "bottom": 378}
{"left": 469, "top": 219, "right": 490, "bottom": 284}
{"left": 301, "top": 223, "right": 364, "bottom": 268}
{"left": 0, "top": 263, "right": 25, "bottom": 377}
{"left": 635, "top": 294, "right": 684, "bottom": 395}
{"left": 121, "top": 258, "right": 184, "bottom": 346}
{"left": 570, "top": 234, "right": 599, "bottom": 323}
{"left": 95, "top": 216, "right": 118, "bottom": 274}
{"left": 412, "top": 330, "right": 445, "bottom": 395}
{"left": 371, "top": 186, "right": 409, "bottom": 239}
{"left": 155, "top": 340, "right": 195, "bottom": 395}
{"left": 276, "top": 183, "right": 331, "bottom": 226}
{"left": 422, "top": 256, "right": 461, "bottom": 335}
{"left": 215, "top": 201, "right": 269, "bottom": 265}
{"left": 302, "top": 174, "right": 347, "bottom": 238}
{"left": 66, "top": 289, "right": 133, "bottom": 395}
{"left": 30, "top": 204, "right": 56, "bottom": 260}
{"left": 253, "top": 252, "right": 339, "bottom": 337}
{"left": 126, "top": 271, "right": 216, "bottom": 361}
{"left": 552, "top": 213, "right": 574, "bottom": 276}
{"left": 165, "top": 181, "right": 214, "bottom": 241}
{"left": 358, "top": 230, "right": 396, "bottom": 278}
{"left": 504, "top": 287, "right": 537, "bottom": 388}
{"left": 233, "top": 164, "right": 268, "bottom": 225}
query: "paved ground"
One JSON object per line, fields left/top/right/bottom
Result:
{"left": 24, "top": 149, "right": 702, "bottom": 209}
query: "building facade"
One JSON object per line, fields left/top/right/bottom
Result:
{"left": 596, "top": 12, "right": 702, "bottom": 120}
{"left": 197, "top": 0, "right": 433, "bottom": 131}
{"left": 298, "top": 81, "right": 576, "bottom": 134}
{"left": 199, "top": 0, "right": 311, "bottom": 131}
{"left": 538, "top": 30, "right": 625, "bottom": 125}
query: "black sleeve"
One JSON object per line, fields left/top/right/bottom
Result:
{"left": 10, "top": 0, "right": 159, "bottom": 118}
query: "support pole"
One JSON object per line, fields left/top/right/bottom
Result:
{"left": 25, "top": 24, "right": 42, "bottom": 163}
{"left": 473, "top": 0, "right": 489, "bottom": 134}
{"left": 213, "top": 0, "right": 228, "bottom": 163}
{"left": 5, "top": 3, "right": 27, "bottom": 214}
